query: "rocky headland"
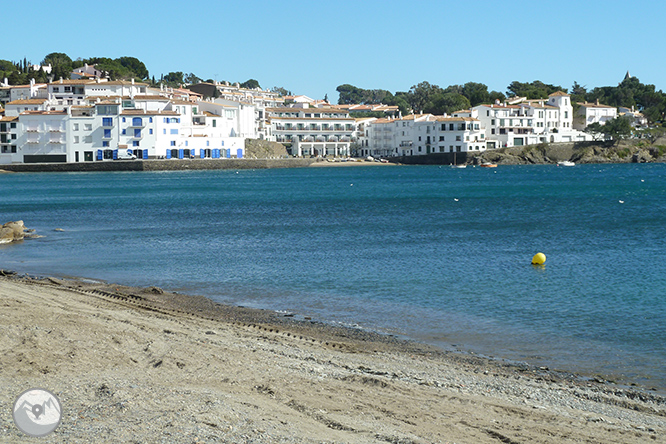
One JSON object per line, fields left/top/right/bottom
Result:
{"left": 472, "top": 138, "right": 666, "bottom": 165}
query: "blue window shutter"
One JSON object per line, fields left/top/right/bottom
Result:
{"left": 113, "top": 150, "right": 118, "bottom": 160}
{"left": 237, "top": 148, "right": 243, "bottom": 159}
{"left": 166, "top": 149, "right": 171, "bottom": 159}
{"left": 96, "top": 150, "right": 103, "bottom": 160}
{"left": 143, "top": 149, "right": 148, "bottom": 159}
{"left": 200, "top": 149, "right": 205, "bottom": 158}
{"left": 178, "top": 149, "right": 184, "bottom": 159}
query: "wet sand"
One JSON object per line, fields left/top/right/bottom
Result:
{"left": 0, "top": 273, "right": 664, "bottom": 443}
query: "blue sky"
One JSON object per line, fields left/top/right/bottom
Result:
{"left": 4, "top": 0, "right": 665, "bottom": 102}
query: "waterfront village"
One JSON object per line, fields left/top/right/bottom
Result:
{"left": 0, "top": 66, "right": 648, "bottom": 165}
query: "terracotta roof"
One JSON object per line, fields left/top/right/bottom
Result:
{"left": 433, "top": 116, "right": 479, "bottom": 122}
{"left": 132, "top": 95, "right": 170, "bottom": 101}
{"left": 0, "top": 116, "right": 19, "bottom": 122}
{"left": 121, "top": 109, "right": 178, "bottom": 115}
{"left": 7, "top": 99, "right": 47, "bottom": 105}
{"left": 548, "top": 91, "right": 569, "bottom": 97}
{"left": 578, "top": 102, "right": 616, "bottom": 109}
{"left": 21, "top": 110, "right": 67, "bottom": 115}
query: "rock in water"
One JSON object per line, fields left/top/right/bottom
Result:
{"left": 1, "top": 220, "right": 30, "bottom": 243}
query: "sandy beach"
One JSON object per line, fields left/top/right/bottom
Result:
{"left": 0, "top": 273, "right": 664, "bottom": 443}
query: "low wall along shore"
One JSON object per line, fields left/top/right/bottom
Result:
{"left": 0, "top": 158, "right": 319, "bottom": 173}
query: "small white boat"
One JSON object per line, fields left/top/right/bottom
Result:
{"left": 557, "top": 161, "right": 575, "bottom": 167}
{"left": 452, "top": 164, "right": 467, "bottom": 168}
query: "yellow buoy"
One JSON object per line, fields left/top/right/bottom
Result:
{"left": 531, "top": 252, "right": 546, "bottom": 265}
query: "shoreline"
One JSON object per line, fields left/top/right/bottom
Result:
{"left": 1, "top": 271, "right": 664, "bottom": 442}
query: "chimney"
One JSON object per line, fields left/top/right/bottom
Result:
{"left": 131, "top": 78, "right": 134, "bottom": 85}
{"left": 595, "top": 98, "right": 599, "bottom": 105}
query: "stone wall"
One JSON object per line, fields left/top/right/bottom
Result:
{"left": 244, "top": 139, "right": 289, "bottom": 159}
{"left": 0, "top": 158, "right": 317, "bottom": 173}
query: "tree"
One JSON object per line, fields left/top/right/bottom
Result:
{"left": 461, "top": 82, "right": 490, "bottom": 106}
{"left": 424, "top": 92, "right": 470, "bottom": 115}
{"left": 162, "top": 72, "right": 185, "bottom": 87}
{"left": 336, "top": 84, "right": 365, "bottom": 104}
{"left": 383, "top": 93, "right": 411, "bottom": 116}
{"left": 272, "top": 86, "right": 292, "bottom": 96}
{"left": 570, "top": 81, "right": 587, "bottom": 103}
{"left": 507, "top": 80, "right": 565, "bottom": 99}
{"left": 596, "top": 116, "right": 633, "bottom": 145}
{"left": 240, "top": 79, "right": 260, "bottom": 89}
{"left": 117, "top": 56, "right": 149, "bottom": 80}
{"left": 407, "top": 81, "right": 443, "bottom": 114}
{"left": 184, "top": 73, "right": 203, "bottom": 84}
{"left": 42, "top": 52, "right": 73, "bottom": 80}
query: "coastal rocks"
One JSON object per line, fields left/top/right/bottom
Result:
{"left": 474, "top": 141, "right": 666, "bottom": 165}
{"left": 1, "top": 221, "right": 28, "bottom": 243}
{"left": 1, "top": 220, "right": 42, "bottom": 243}
{"left": 632, "top": 149, "right": 652, "bottom": 163}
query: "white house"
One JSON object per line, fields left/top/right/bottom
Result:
{"left": 473, "top": 91, "right": 592, "bottom": 148}
{"left": 574, "top": 101, "right": 618, "bottom": 130}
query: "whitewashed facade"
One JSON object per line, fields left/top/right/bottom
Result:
{"left": 268, "top": 107, "right": 355, "bottom": 157}
{"left": 473, "top": 92, "right": 592, "bottom": 148}
{"left": 574, "top": 101, "right": 618, "bottom": 130}
{"left": 0, "top": 79, "right": 250, "bottom": 164}
{"left": 365, "top": 114, "right": 485, "bottom": 158}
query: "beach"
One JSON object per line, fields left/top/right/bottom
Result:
{"left": 0, "top": 273, "right": 664, "bottom": 443}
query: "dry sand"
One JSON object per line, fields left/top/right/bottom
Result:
{"left": 0, "top": 274, "right": 664, "bottom": 443}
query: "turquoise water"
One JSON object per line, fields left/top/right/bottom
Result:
{"left": 1, "top": 164, "right": 665, "bottom": 389}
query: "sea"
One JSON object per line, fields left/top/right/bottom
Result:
{"left": 1, "top": 163, "right": 665, "bottom": 391}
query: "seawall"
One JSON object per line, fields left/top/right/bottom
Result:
{"left": 0, "top": 158, "right": 319, "bottom": 173}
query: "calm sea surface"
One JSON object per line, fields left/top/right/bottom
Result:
{"left": 1, "top": 164, "right": 665, "bottom": 390}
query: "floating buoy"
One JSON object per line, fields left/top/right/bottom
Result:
{"left": 531, "top": 252, "right": 546, "bottom": 265}
{"left": 619, "top": 200, "right": 624, "bottom": 204}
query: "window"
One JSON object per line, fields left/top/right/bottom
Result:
{"left": 170, "top": 141, "right": 176, "bottom": 146}
{"left": 170, "top": 129, "right": 178, "bottom": 135}
{"left": 102, "top": 118, "right": 112, "bottom": 127}
{"left": 102, "top": 141, "right": 109, "bottom": 147}
{"left": 73, "top": 123, "right": 79, "bottom": 131}
{"left": 103, "top": 129, "right": 111, "bottom": 138}
{"left": 163, "top": 129, "right": 167, "bottom": 134}
{"left": 84, "top": 135, "right": 92, "bottom": 143}
{"left": 132, "top": 117, "right": 142, "bottom": 126}
{"left": 122, "top": 129, "right": 126, "bottom": 135}
{"left": 10, "top": 123, "right": 16, "bottom": 128}
{"left": 74, "top": 136, "right": 79, "bottom": 143}
{"left": 149, "top": 117, "right": 153, "bottom": 123}
{"left": 122, "top": 117, "right": 126, "bottom": 123}
{"left": 564, "top": 111, "right": 568, "bottom": 118}
{"left": 84, "top": 124, "right": 92, "bottom": 131}
{"left": 134, "top": 129, "right": 142, "bottom": 138}
{"left": 449, "top": 124, "right": 454, "bottom": 130}
{"left": 133, "top": 141, "right": 140, "bottom": 147}
{"left": 456, "top": 135, "right": 462, "bottom": 141}
{"left": 212, "top": 120, "right": 217, "bottom": 128}
{"left": 149, "top": 129, "right": 153, "bottom": 135}
{"left": 439, "top": 136, "right": 444, "bottom": 141}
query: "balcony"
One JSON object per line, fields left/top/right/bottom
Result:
{"left": 26, "top": 128, "right": 40, "bottom": 133}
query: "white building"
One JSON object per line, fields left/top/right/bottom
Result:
{"left": 473, "top": 91, "right": 591, "bottom": 148}
{"left": 0, "top": 81, "right": 250, "bottom": 165}
{"left": 366, "top": 114, "right": 486, "bottom": 158}
{"left": 268, "top": 106, "right": 355, "bottom": 157}
{"left": 618, "top": 106, "right": 648, "bottom": 128}
{"left": 574, "top": 101, "right": 618, "bottom": 130}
